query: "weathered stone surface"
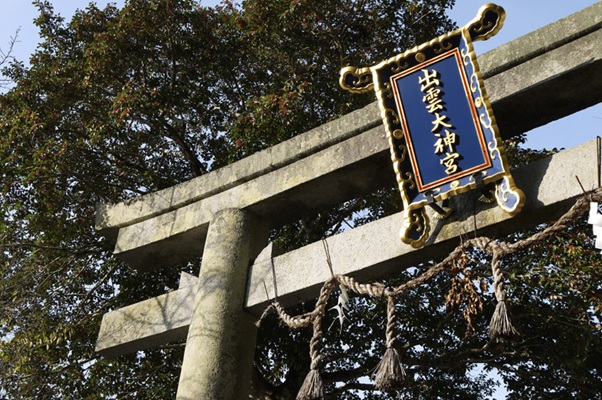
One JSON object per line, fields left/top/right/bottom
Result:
{"left": 489, "top": 28, "right": 602, "bottom": 138}
{"left": 97, "top": 247, "right": 279, "bottom": 358}
{"left": 479, "top": 1, "right": 602, "bottom": 78}
{"left": 96, "top": 3, "right": 602, "bottom": 270}
{"left": 97, "top": 139, "right": 600, "bottom": 357}
{"left": 113, "top": 126, "right": 392, "bottom": 268}
{"left": 95, "top": 284, "right": 196, "bottom": 358}
{"left": 176, "top": 209, "right": 268, "bottom": 400}
{"left": 95, "top": 102, "right": 381, "bottom": 236}
{"left": 245, "top": 139, "right": 598, "bottom": 313}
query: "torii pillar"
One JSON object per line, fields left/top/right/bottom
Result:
{"left": 176, "top": 208, "right": 268, "bottom": 399}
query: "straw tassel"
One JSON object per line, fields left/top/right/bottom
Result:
{"left": 297, "top": 279, "right": 337, "bottom": 400}
{"left": 489, "top": 255, "right": 519, "bottom": 340}
{"left": 373, "top": 294, "right": 406, "bottom": 390}
{"left": 297, "top": 355, "right": 324, "bottom": 400}
{"left": 297, "top": 317, "right": 324, "bottom": 400}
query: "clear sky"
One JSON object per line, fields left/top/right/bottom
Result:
{"left": 1, "top": 0, "right": 600, "bottom": 152}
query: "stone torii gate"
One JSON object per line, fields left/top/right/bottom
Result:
{"left": 95, "top": 3, "right": 602, "bottom": 399}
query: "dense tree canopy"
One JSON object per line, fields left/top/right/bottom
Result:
{"left": 1, "top": 0, "right": 601, "bottom": 399}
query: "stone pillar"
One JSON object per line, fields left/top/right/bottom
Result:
{"left": 176, "top": 208, "right": 268, "bottom": 400}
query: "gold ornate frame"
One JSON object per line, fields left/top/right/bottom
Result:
{"left": 340, "top": 4, "right": 525, "bottom": 248}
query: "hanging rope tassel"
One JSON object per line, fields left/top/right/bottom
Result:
{"left": 297, "top": 316, "right": 325, "bottom": 400}
{"left": 297, "top": 278, "right": 337, "bottom": 400}
{"left": 296, "top": 355, "right": 324, "bottom": 400}
{"left": 373, "top": 293, "right": 406, "bottom": 390}
{"left": 489, "top": 254, "right": 520, "bottom": 341}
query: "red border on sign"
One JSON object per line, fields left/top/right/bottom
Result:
{"left": 390, "top": 48, "right": 492, "bottom": 192}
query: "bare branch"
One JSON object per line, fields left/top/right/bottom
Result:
{"left": 0, "top": 28, "right": 20, "bottom": 66}
{"left": 0, "top": 28, "right": 20, "bottom": 88}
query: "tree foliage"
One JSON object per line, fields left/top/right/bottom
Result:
{"left": 1, "top": 0, "right": 601, "bottom": 399}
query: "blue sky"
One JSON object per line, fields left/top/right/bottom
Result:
{"left": 1, "top": 0, "right": 600, "bottom": 152}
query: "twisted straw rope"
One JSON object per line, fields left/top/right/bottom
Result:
{"left": 491, "top": 254, "right": 505, "bottom": 302}
{"left": 337, "top": 275, "right": 385, "bottom": 297}
{"left": 308, "top": 278, "right": 337, "bottom": 369}
{"left": 385, "top": 293, "right": 396, "bottom": 348}
{"left": 259, "top": 190, "right": 600, "bottom": 342}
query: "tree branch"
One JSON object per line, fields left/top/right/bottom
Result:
{"left": 0, "top": 28, "right": 19, "bottom": 88}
